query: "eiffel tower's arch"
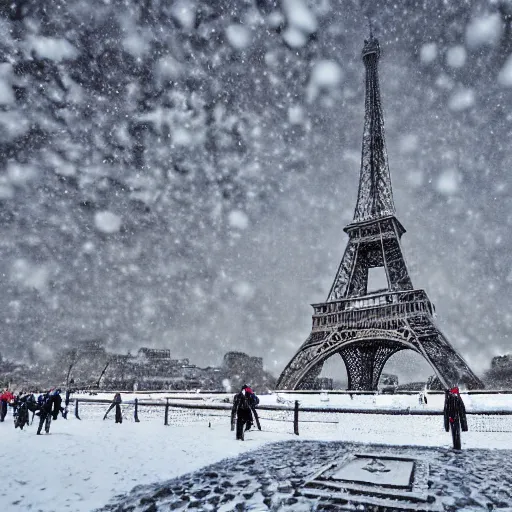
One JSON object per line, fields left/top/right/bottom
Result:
{"left": 279, "top": 329, "right": 421, "bottom": 391}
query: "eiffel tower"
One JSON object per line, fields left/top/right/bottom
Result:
{"left": 276, "top": 35, "right": 483, "bottom": 391}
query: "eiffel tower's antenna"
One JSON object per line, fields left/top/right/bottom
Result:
{"left": 367, "top": 15, "right": 373, "bottom": 39}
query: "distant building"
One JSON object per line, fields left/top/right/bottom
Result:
{"left": 103, "top": 348, "right": 200, "bottom": 390}
{"left": 52, "top": 344, "right": 276, "bottom": 392}
{"left": 223, "top": 352, "right": 263, "bottom": 372}
{"left": 222, "top": 351, "right": 275, "bottom": 391}
{"left": 484, "top": 354, "right": 512, "bottom": 389}
{"left": 396, "top": 382, "right": 426, "bottom": 392}
{"left": 138, "top": 348, "right": 171, "bottom": 359}
{"left": 81, "top": 339, "right": 106, "bottom": 355}
{"left": 491, "top": 355, "right": 512, "bottom": 368}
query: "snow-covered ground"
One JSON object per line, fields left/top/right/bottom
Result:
{"left": 99, "top": 439, "right": 512, "bottom": 512}
{"left": 85, "top": 390, "right": 512, "bottom": 411}
{"left": 0, "top": 414, "right": 292, "bottom": 512}
{"left": 2, "top": 397, "right": 512, "bottom": 512}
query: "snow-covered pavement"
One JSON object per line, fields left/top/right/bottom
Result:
{"left": 1, "top": 401, "right": 512, "bottom": 511}
{"left": 0, "top": 415, "right": 291, "bottom": 512}
{"left": 99, "top": 440, "right": 512, "bottom": 512}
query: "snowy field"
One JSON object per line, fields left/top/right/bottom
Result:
{"left": 2, "top": 394, "right": 512, "bottom": 512}
{"left": 0, "top": 414, "right": 291, "bottom": 512}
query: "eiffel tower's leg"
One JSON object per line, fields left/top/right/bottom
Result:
{"left": 346, "top": 250, "right": 369, "bottom": 297}
{"left": 339, "top": 345, "right": 370, "bottom": 390}
{"left": 371, "top": 343, "right": 405, "bottom": 389}
{"left": 276, "top": 331, "right": 334, "bottom": 390}
{"left": 296, "top": 362, "right": 323, "bottom": 390}
{"left": 339, "top": 341, "right": 403, "bottom": 390}
{"left": 328, "top": 241, "right": 359, "bottom": 301}
{"left": 407, "top": 316, "right": 483, "bottom": 389}
{"left": 382, "top": 236, "right": 413, "bottom": 290}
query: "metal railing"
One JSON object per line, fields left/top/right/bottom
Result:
{"left": 72, "top": 397, "right": 512, "bottom": 435}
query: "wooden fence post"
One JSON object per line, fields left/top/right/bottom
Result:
{"left": 75, "top": 399, "right": 81, "bottom": 420}
{"left": 294, "top": 400, "right": 299, "bottom": 435}
{"left": 164, "top": 398, "right": 169, "bottom": 426}
{"left": 134, "top": 398, "right": 140, "bottom": 423}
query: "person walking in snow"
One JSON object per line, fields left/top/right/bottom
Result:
{"left": 51, "top": 389, "right": 64, "bottom": 420}
{"left": 231, "top": 389, "right": 253, "bottom": 441}
{"left": 443, "top": 386, "right": 468, "bottom": 450}
{"left": 0, "top": 389, "right": 14, "bottom": 422}
{"left": 241, "top": 384, "right": 261, "bottom": 431}
{"left": 36, "top": 390, "right": 61, "bottom": 435}
{"left": 103, "top": 393, "right": 122, "bottom": 423}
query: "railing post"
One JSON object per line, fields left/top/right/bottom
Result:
{"left": 294, "top": 400, "right": 299, "bottom": 436}
{"left": 75, "top": 399, "right": 81, "bottom": 420}
{"left": 164, "top": 398, "right": 169, "bottom": 426}
{"left": 134, "top": 398, "right": 140, "bottom": 423}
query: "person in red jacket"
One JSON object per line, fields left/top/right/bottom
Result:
{"left": 443, "top": 386, "right": 468, "bottom": 450}
{"left": 0, "top": 389, "right": 15, "bottom": 422}
{"left": 241, "top": 384, "right": 261, "bottom": 431}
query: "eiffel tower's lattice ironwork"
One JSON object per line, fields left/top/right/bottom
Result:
{"left": 276, "top": 36, "right": 483, "bottom": 391}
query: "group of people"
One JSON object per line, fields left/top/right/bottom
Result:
{"left": 3, "top": 384, "right": 467, "bottom": 448}
{"left": 231, "top": 384, "right": 260, "bottom": 441}
{"left": 231, "top": 384, "right": 468, "bottom": 448}
{"left": 0, "top": 388, "right": 67, "bottom": 435}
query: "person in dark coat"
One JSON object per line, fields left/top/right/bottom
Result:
{"left": 13, "top": 393, "right": 35, "bottom": 430}
{"left": 36, "top": 392, "right": 54, "bottom": 435}
{"left": 231, "top": 390, "right": 253, "bottom": 441}
{"left": 241, "top": 385, "right": 261, "bottom": 431}
{"left": 103, "top": 393, "right": 122, "bottom": 423}
{"left": 443, "top": 386, "right": 468, "bottom": 449}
